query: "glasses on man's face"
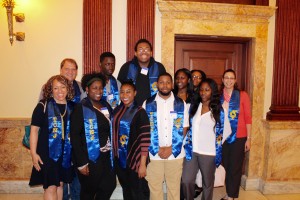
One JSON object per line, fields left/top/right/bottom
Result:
{"left": 137, "top": 48, "right": 151, "bottom": 53}
{"left": 192, "top": 75, "right": 202, "bottom": 80}
{"left": 223, "top": 76, "right": 236, "bottom": 80}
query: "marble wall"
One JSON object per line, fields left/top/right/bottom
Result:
{"left": 0, "top": 119, "right": 44, "bottom": 193}
{"left": 0, "top": 119, "right": 32, "bottom": 180}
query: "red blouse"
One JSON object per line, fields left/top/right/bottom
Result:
{"left": 236, "top": 91, "right": 252, "bottom": 138}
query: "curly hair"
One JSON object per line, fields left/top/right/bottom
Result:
{"left": 190, "top": 78, "right": 221, "bottom": 128}
{"left": 81, "top": 72, "right": 106, "bottom": 92}
{"left": 43, "top": 75, "right": 74, "bottom": 100}
{"left": 121, "top": 79, "right": 136, "bottom": 91}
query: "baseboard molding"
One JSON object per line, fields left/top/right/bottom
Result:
{"left": 241, "top": 176, "right": 300, "bottom": 194}
{"left": 0, "top": 180, "right": 124, "bottom": 199}
{"left": 240, "top": 175, "right": 261, "bottom": 190}
{"left": 261, "top": 180, "right": 300, "bottom": 194}
{"left": 0, "top": 181, "right": 43, "bottom": 193}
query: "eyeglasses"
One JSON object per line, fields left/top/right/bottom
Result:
{"left": 223, "top": 76, "right": 235, "bottom": 80}
{"left": 192, "top": 75, "right": 202, "bottom": 80}
{"left": 137, "top": 48, "right": 151, "bottom": 53}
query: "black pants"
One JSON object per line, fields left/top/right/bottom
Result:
{"left": 77, "top": 158, "right": 116, "bottom": 200}
{"left": 222, "top": 138, "right": 247, "bottom": 198}
{"left": 114, "top": 159, "right": 149, "bottom": 200}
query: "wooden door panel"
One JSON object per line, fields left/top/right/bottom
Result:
{"left": 184, "top": 51, "right": 234, "bottom": 85}
{"left": 175, "top": 36, "right": 251, "bottom": 91}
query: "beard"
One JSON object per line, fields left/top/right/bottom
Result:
{"left": 159, "top": 90, "right": 171, "bottom": 96}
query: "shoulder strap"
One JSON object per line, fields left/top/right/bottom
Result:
{"left": 38, "top": 101, "right": 47, "bottom": 113}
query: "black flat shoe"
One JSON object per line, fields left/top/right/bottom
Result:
{"left": 194, "top": 187, "right": 203, "bottom": 198}
{"left": 220, "top": 195, "right": 228, "bottom": 200}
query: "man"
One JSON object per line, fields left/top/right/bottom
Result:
{"left": 39, "top": 58, "right": 83, "bottom": 200}
{"left": 99, "top": 52, "right": 121, "bottom": 109}
{"left": 143, "top": 73, "right": 189, "bottom": 200}
{"left": 118, "top": 39, "right": 166, "bottom": 105}
{"left": 39, "top": 58, "right": 85, "bottom": 102}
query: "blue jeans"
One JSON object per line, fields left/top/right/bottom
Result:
{"left": 63, "top": 173, "right": 81, "bottom": 200}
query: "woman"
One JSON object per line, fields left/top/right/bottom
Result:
{"left": 182, "top": 78, "right": 231, "bottom": 200}
{"left": 191, "top": 69, "right": 206, "bottom": 93}
{"left": 70, "top": 73, "right": 116, "bottom": 200}
{"left": 29, "top": 75, "right": 74, "bottom": 199}
{"left": 112, "top": 80, "right": 151, "bottom": 200}
{"left": 173, "top": 68, "right": 194, "bottom": 103}
{"left": 220, "top": 69, "right": 252, "bottom": 200}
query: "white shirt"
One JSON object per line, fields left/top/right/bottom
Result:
{"left": 143, "top": 92, "right": 189, "bottom": 160}
{"left": 192, "top": 103, "right": 231, "bottom": 156}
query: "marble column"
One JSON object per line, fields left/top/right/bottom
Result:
{"left": 83, "top": 0, "right": 112, "bottom": 73}
{"left": 266, "top": 0, "right": 300, "bottom": 120}
{"left": 126, "top": 0, "right": 155, "bottom": 61}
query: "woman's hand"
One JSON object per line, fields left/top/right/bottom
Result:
{"left": 138, "top": 164, "right": 147, "bottom": 178}
{"left": 79, "top": 165, "right": 89, "bottom": 176}
{"left": 245, "top": 138, "right": 251, "bottom": 152}
{"left": 31, "top": 153, "right": 43, "bottom": 171}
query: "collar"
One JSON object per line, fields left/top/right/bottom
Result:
{"left": 155, "top": 91, "right": 175, "bottom": 103}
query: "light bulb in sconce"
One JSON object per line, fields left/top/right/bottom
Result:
{"left": 2, "top": 0, "right": 25, "bottom": 45}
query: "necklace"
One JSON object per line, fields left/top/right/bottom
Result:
{"left": 60, "top": 104, "right": 67, "bottom": 140}
{"left": 93, "top": 105, "right": 102, "bottom": 112}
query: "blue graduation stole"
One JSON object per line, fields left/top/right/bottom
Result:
{"left": 47, "top": 99, "right": 72, "bottom": 168}
{"left": 215, "top": 109, "right": 225, "bottom": 167}
{"left": 184, "top": 105, "right": 225, "bottom": 167}
{"left": 82, "top": 104, "right": 101, "bottom": 163}
{"left": 128, "top": 62, "right": 159, "bottom": 96}
{"left": 101, "top": 76, "right": 119, "bottom": 109}
{"left": 220, "top": 90, "right": 240, "bottom": 144}
{"left": 145, "top": 94, "right": 184, "bottom": 158}
{"left": 117, "top": 103, "right": 139, "bottom": 168}
{"left": 72, "top": 81, "right": 81, "bottom": 103}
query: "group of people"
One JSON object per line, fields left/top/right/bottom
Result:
{"left": 28, "top": 39, "right": 252, "bottom": 200}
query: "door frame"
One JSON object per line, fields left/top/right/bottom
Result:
{"left": 174, "top": 34, "right": 253, "bottom": 93}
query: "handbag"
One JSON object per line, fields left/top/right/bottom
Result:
{"left": 22, "top": 101, "right": 46, "bottom": 149}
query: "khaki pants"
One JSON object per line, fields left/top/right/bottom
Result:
{"left": 146, "top": 158, "right": 183, "bottom": 200}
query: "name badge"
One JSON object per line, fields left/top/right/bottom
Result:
{"left": 170, "top": 111, "right": 177, "bottom": 119}
{"left": 101, "top": 107, "right": 110, "bottom": 118}
{"left": 107, "top": 94, "right": 114, "bottom": 101}
{"left": 141, "top": 67, "right": 148, "bottom": 75}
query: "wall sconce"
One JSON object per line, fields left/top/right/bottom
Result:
{"left": 2, "top": 0, "right": 25, "bottom": 45}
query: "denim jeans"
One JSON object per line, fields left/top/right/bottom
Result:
{"left": 63, "top": 173, "right": 81, "bottom": 200}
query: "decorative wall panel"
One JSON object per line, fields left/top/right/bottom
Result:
{"left": 127, "top": 0, "right": 155, "bottom": 61}
{"left": 267, "top": 0, "right": 300, "bottom": 120}
{"left": 83, "top": 0, "right": 112, "bottom": 73}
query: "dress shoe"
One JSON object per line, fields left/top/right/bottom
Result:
{"left": 220, "top": 194, "right": 228, "bottom": 200}
{"left": 194, "top": 187, "right": 203, "bottom": 198}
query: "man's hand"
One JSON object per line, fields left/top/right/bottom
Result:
{"left": 159, "top": 146, "right": 172, "bottom": 159}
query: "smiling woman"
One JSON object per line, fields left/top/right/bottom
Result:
{"left": 70, "top": 72, "right": 116, "bottom": 200}
{"left": 112, "top": 80, "right": 151, "bottom": 200}
{"left": 29, "top": 75, "right": 75, "bottom": 199}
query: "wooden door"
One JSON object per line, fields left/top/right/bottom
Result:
{"left": 175, "top": 35, "right": 252, "bottom": 92}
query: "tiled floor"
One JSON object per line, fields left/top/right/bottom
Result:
{"left": 0, "top": 186, "right": 299, "bottom": 200}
